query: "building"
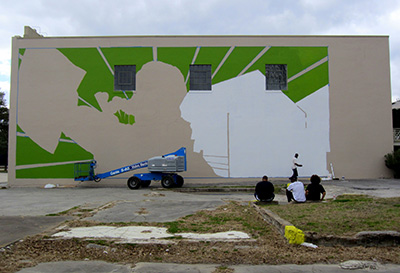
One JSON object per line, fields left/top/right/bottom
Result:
{"left": 8, "top": 26, "right": 393, "bottom": 187}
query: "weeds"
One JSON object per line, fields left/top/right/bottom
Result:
{"left": 265, "top": 195, "right": 400, "bottom": 236}
{"left": 46, "top": 206, "right": 81, "bottom": 216}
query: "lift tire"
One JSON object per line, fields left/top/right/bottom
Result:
{"left": 175, "top": 175, "right": 184, "bottom": 187}
{"left": 141, "top": 180, "right": 151, "bottom": 188}
{"left": 127, "top": 176, "right": 141, "bottom": 190}
{"left": 161, "top": 175, "right": 174, "bottom": 188}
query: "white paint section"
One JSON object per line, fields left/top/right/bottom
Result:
{"left": 180, "top": 70, "right": 330, "bottom": 178}
{"left": 53, "top": 226, "right": 250, "bottom": 243}
{"left": 296, "top": 84, "right": 331, "bottom": 177}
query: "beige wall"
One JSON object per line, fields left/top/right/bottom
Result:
{"left": 9, "top": 34, "right": 393, "bottom": 187}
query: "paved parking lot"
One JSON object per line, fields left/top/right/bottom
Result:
{"left": 1, "top": 176, "right": 400, "bottom": 272}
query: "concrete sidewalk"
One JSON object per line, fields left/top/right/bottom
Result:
{"left": 0, "top": 187, "right": 254, "bottom": 247}
{"left": 16, "top": 261, "right": 400, "bottom": 273}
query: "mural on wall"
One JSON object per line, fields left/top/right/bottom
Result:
{"left": 180, "top": 46, "right": 330, "bottom": 178}
{"left": 15, "top": 45, "right": 329, "bottom": 179}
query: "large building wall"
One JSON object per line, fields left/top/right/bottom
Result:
{"left": 9, "top": 34, "right": 393, "bottom": 187}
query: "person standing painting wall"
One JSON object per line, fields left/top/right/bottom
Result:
{"left": 290, "top": 153, "right": 302, "bottom": 180}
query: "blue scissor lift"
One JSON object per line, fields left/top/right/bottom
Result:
{"left": 74, "top": 147, "right": 187, "bottom": 189}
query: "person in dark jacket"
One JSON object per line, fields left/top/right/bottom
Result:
{"left": 254, "top": 175, "right": 275, "bottom": 202}
{"left": 305, "top": 174, "right": 326, "bottom": 201}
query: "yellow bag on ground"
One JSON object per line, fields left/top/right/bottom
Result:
{"left": 284, "top": 225, "right": 305, "bottom": 244}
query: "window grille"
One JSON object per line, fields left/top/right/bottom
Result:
{"left": 190, "top": 64, "right": 212, "bottom": 90}
{"left": 265, "top": 64, "right": 287, "bottom": 91}
{"left": 114, "top": 65, "right": 136, "bottom": 91}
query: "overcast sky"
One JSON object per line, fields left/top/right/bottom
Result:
{"left": 1, "top": 0, "right": 400, "bottom": 106}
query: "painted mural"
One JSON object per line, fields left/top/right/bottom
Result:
{"left": 15, "top": 45, "right": 330, "bottom": 179}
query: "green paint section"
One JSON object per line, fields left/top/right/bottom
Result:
{"left": 101, "top": 47, "right": 153, "bottom": 73}
{"left": 58, "top": 48, "right": 126, "bottom": 111}
{"left": 212, "top": 47, "right": 265, "bottom": 85}
{"left": 58, "top": 46, "right": 328, "bottom": 107}
{"left": 60, "top": 132, "right": 73, "bottom": 141}
{"left": 16, "top": 131, "right": 93, "bottom": 166}
{"left": 16, "top": 125, "right": 25, "bottom": 133}
{"left": 285, "top": 62, "right": 329, "bottom": 103}
{"left": 284, "top": 225, "right": 305, "bottom": 244}
{"left": 190, "top": 46, "right": 231, "bottom": 90}
{"left": 114, "top": 110, "right": 135, "bottom": 125}
{"left": 78, "top": 98, "right": 90, "bottom": 107}
{"left": 248, "top": 47, "right": 328, "bottom": 79}
{"left": 18, "top": 49, "right": 26, "bottom": 68}
{"left": 122, "top": 91, "right": 134, "bottom": 99}
{"left": 157, "top": 47, "right": 197, "bottom": 81}
{"left": 194, "top": 47, "right": 231, "bottom": 74}
{"left": 16, "top": 163, "right": 75, "bottom": 179}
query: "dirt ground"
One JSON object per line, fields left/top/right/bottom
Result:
{"left": 1, "top": 201, "right": 399, "bottom": 273}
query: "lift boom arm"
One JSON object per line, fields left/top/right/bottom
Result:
{"left": 74, "top": 147, "right": 186, "bottom": 182}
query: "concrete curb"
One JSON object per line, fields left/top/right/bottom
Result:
{"left": 252, "top": 203, "right": 400, "bottom": 247}
{"left": 252, "top": 203, "right": 292, "bottom": 237}
{"left": 306, "top": 230, "right": 400, "bottom": 247}
{"left": 172, "top": 187, "right": 254, "bottom": 192}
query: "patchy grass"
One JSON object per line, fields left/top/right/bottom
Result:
{"left": 273, "top": 184, "right": 286, "bottom": 194}
{"left": 46, "top": 206, "right": 94, "bottom": 217}
{"left": 163, "top": 201, "right": 270, "bottom": 238}
{"left": 86, "top": 239, "right": 112, "bottom": 246}
{"left": 265, "top": 195, "right": 400, "bottom": 236}
{"left": 46, "top": 206, "right": 80, "bottom": 216}
{"left": 2, "top": 200, "right": 400, "bottom": 273}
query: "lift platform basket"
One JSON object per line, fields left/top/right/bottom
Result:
{"left": 74, "top": 161, "right": 96, "bottom": 181}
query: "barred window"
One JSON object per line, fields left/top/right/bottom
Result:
{"left": 265, "top": 64, "right": 287, "bottom": 91}
{"left": 190, "top": 64, "right": 212, "bottom": 91}
{"left": 114, "top": 65, "right": 136, "bottom": 91}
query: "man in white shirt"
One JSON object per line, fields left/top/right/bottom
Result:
{"left": 290, "top": 153, "right": 302, "bottom": 180}
{"left": 286, "top": 177, "right": 306, "bottom": 203}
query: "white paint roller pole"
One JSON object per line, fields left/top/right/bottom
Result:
{"left": 330, "top": 163, "right": 335, "bottom": 179}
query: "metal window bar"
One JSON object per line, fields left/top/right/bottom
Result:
{"left": 190, "top": 64, "right": 212, "bottom": 90}
{"left": 266, "top": 64, "right": 287, "bottom": 91}
{"left": 393, "top": 128, "right": 400, "bottom": 142}
{"left": 114, "top": 65, "right": 136, "bottom": 91}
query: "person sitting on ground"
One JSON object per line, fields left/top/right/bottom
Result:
{"left": 286, "top": 177, "right": 306, "bottom": 203}
{"left": 254, "top": 175, "right": 275, "bottom": 202}
{"left": 305, "top": 174, "right": 326, "bottom": 201}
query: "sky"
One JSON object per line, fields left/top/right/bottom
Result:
{"left": 1, "top": 0, "right": 400, "bottom": 106}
